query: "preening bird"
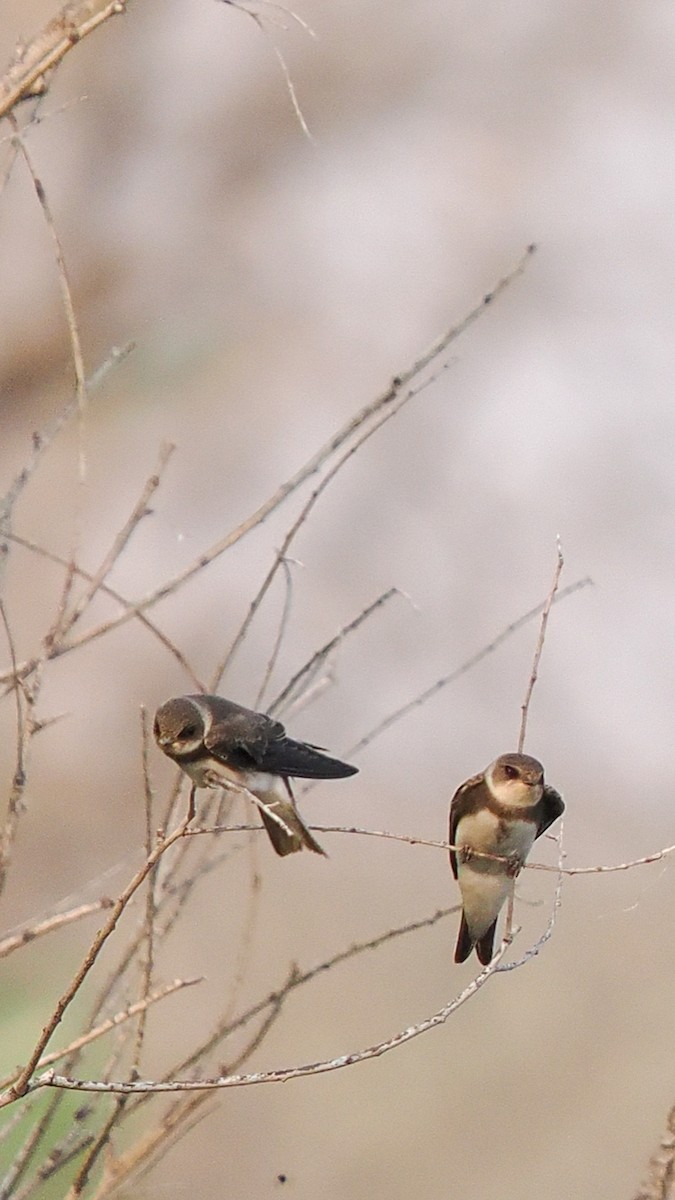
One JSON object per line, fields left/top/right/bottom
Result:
{"left": 154, "top": 694, "right": 358, "bottom": 857}
{"left": 449, "top": 753, "right": 564, "bottom": 965}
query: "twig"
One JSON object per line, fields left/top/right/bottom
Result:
{"left": 342, "top": 576, "right": 591, "bottom": 760}
{"left": 48, "top": 250, "right": 536, "bottom": 660}
{"left": 165, "top": 904, "right": 460, "bottom": 1084}
{"left": 0, "top": 979, "right": 202, "bottom": 1092}
{"left": 517, "top": 537, "right": 564, "bottom": 752}
{"left": 218, "top": 842, "right": 263, "bottom": 1034}
{"left": 0, "top": 897, "right": 114, "bottom": 960}
{"left": 0, "top": 599, "right": 27, "bottom": 894}
{"left": 254, "top": 557, "right": 296, "bottom": 709}
{"left": 86, "top": 1092, "right": 217, "bottom": 1200}
{"left": 0, "top": 814, "right": 193, "bottom": 1107}
{"left": 66, "top": 1099, "right": 121, "bottom": 1198}
{"left": 64, "top": 442, "right": 175, "bottom": 630}
{"left": 210, "top": 391, "right": 413, "bottom": 691}
{"left": 233, "top": 5, "right": 313, "bottom": 140}
{"left": 0, "top": 1092, "right": 60, "bottom": 1200}
{"left": 13, "top": 1130, "right": 96, "bottom": 1200}
{"left": 32, "top": 941, "right": 510, "bottom": 1097}
{"left": 633, "top": 1101, "right": 675, "bottom": 1200}
{"left": 268, "top": 587, "right": 403, "bottom": 717}
{"left": 497, "top": 820, "right": 565, "bottom": 971}
{"left": 0, "top": 1, "right": 128, "bottom": 121}
{"left": 0, "top": 341, "right": 135, "bottom": 591}
{"left": 10, "top": 115, "right": 87, "bottom": 479}
{"left": 186, "top": 820, "right": 675, "bottom": 879}
{"left": 0, "top": 531, "right": 204, "bottom": 691}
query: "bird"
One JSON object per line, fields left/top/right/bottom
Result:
{"left": 153, "top": 694, "right": 358, "bottom": 857}
{"left": 449, "top": 752, "right": 564, "bottom": 965}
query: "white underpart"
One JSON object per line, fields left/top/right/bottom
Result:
{"left": 456, "top": 806, "right": 537, "bottom": 941}
{"left": 179, "top": 754, "right": 286, "bottom": 801}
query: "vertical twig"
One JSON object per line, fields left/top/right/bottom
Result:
{"left": 254, "top": 557, "right": 296, "bottom": 710}
{"left": 132, "top": 709, "right": 158, "bottom": 1076}
{"left": 0, "top": 599, "right": 30, "bottom": 897}
{"left": 517, "top": 537, "right": 564, "bottom": 753}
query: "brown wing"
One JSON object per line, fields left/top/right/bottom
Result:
{"left": 202, "top": 696, "right": 357, "bottom": 779}
{"left": 448, "top": 772, "right": 484, "bottom": 879}
{"left": 255, "top": 736, "right": 357, "bottom": 778}
{"left": 198, "top": 696, "right": 282, "bottom": 769}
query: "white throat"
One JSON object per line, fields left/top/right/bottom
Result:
{"left": 486, "top": 766, "right": 542, "bottom": 809}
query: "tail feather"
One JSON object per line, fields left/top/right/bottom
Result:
{"left": 454, "top": 914, "right": 498, "bottom": 965}
{"left": 476, "top": 920, "right": 497, "bottom": 965}
{"left": 454, "top": 913, "right": 473, "bottom": 963}
{"left": 258, "top": 797, "right": 326, "bottom": 857}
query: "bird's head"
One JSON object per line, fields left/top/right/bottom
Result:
{"left": 154, "top": 697, "right": 205, "bottom": 756}
{"left": 486, "top": 752, "right": 544, "bottom": 806}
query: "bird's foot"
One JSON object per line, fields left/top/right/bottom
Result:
{"left": 505, "top": 853, "right": 523, "bottom": 878}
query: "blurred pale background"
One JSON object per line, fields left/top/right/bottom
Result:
{"left": 1, "top": 0, "right": 675, "bottom": 1197}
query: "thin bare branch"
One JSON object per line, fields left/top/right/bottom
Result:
{"left": 344, "top": 576, "right": 592, "bottom": 760}
{"left": 87, "top": 1092, "right": 217, "bottom": 1200}
{"left": 0, "top": 1091, "right": 61, "bottom": 1200}
{"left": 517, "top": 537, "right": 564, "bottom": 752}
{"left": 0, "top": 978, "right": 201, "bottom": 1092}
{"left": 131, "top": 709, "right": 159, "bottom": 1076}
{"left": 0, "top": 602, "right": 42, "bottom": 898}
{"left": 254, "top": 557, "right": 296, "bottom": 709}
{"left": 0, "top": 897, "right": 114, "bottom": 960}
{"left": 0, "top": 813, "right": 193, "bottom": 1107}
{"left": 187, "top": 820, "right": 675, "bottom": 879}
{"left": 66, "top": 1098, "right": 122, "bottom": 1198}
{"left": 46, "top": 250, "right": 535, "bottom": 663}
{"left": 31, "top": 940, "right": 510, "bottom": 1097}
{"left": 633, "top": 1101, "right": 675, "bottom": 1200}
{"left": 13, "top": 1128, "right": 95, "bottom": 1200}
{"left": 84, "top": 903, "right": 460, "bottom": 1090}
{"left": 1, "top": 532, "right": 205, "bottom": 691}
{"left": 217, "top": 842, "right": 262, "bottom": 1035}
{"left": 210, "top": 393, "right": 412, "bottom": 691}
{"left": 268, "top": 587, "right": 403, "bottom": 717}
{"left": 64, "top": 442, "right": 175, "bottom": 630}
{"left": 10, "top": 116, "right": 87, "bottom": 483}
{"left": 0, "top": 2, "right": 128, "bottom": 121}
{"left": 497, "top": 820, "right": 565, "bottom": 972}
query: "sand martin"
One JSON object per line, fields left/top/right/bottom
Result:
{"left": 154, "top": 694, "right": 358, "bottom": 857}
{"left": 449, "top": 752, "right": 564, "bottom": 965}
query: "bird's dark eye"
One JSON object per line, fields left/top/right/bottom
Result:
{"left": 180, "top": 723, "right": 199, "bottom": 740}
{"left": 504, "top": 764, "right": 519, "bottom": 780}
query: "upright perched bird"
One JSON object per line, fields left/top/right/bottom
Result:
{"left": 153, "top": 694, "right": 358, "bottom": 857}
{"left": 449, "top": 753, "right": 564, "bottom": 965}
